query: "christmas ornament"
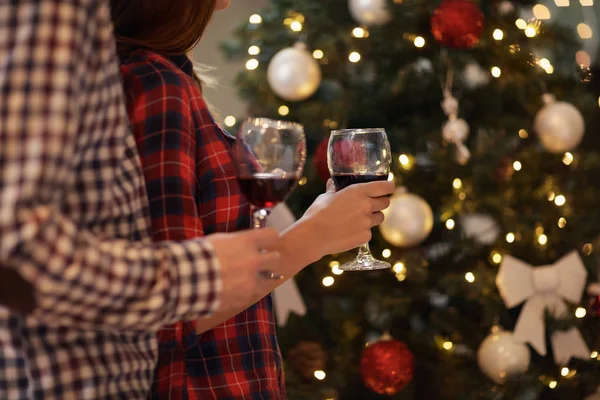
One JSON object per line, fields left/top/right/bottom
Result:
{"left": 463, "top": 62, "right": 490, "bottom": 89}
{"left": 431, "top": 0, "right": 484, "bottom": 49}
{"left": 348, "top": 0, "right": 390, "bottom": 26}
{"left": 496, "top": 252, "right": 591, "bottom": 364}
{"left": 587, "top": 283, "right": 600, "bottom": 318}
{"left": 534, "top": 94, "right": 585, "bottom": 154}
{"left": 441, "top": 91, "right": 471, "bottom": 165}
{"left": 360, "top": 333, "right": 414, "bottom": 395}
{"left": 314, "top": 138, "right": 330, "bottom": 183}
{"left": 477, "top": 329, "right": 530, "bottom": 384}
{"left": 461, "top": 213, "right": 500, "bottom": 245}
{"left": 268, "top": 204, "right": 307, "bottom": 326}
{"left": 288, "top": 341, "right": 327, "bottom": 380}
{"left": 267, "top": 42, "right": 322, "bottom": 102}
{"left": 380, "top": 188, "right": 434, "bottom": 247}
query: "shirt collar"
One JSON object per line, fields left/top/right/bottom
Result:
{"left": 167, "top": 54, "right": 195, "bottom": 78}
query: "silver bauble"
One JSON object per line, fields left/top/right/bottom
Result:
{"left": 461, "top": 213, "right": 499, "bottom": 245}
{"left": 478, "top": 330, "right": 530, "bottom": 384}
{"left": 267, "top": 43, "right": 322, "bottom": 102}
{"left": 348, "top": 0, "right": 391, "bottom": 26}
{"left": 380, "top": 189, "right": 434, "bottom": 247}
{"left": 442, "top": 118, "right": 470, "bottom": 144}
{"left": 534, "top": 94, "right": 585, "bottom": 154}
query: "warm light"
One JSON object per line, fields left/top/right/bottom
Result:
{"left": 538, "top": 234, "right": 548, "bottom": 245}
{"left": 558, "top": 218, "right": 567, "bottom": 228}
{"left": 583, "top": 243, "right": 594, "bottom": 256}
{"left": 453, "top": 178, "right": 463, "bottom": 189}
{"left": 224, "top": 116, "right": 237, "bottom": 127}
{"left": 314, "top": 370, "right": 326, "bottom": 380}
{"left": 382, "top": 249, "right": 392, "bottom": 259}
{"left": 290, "top": 21, "right": 303, "bottom": 32}
{"left": 548, "top": 192, "right": 556, "bottom": 201}
{"left": 393, "top": 262, "right": 406, "bottom": 274}
{"left": 446, "top": 219, "right": 456, "bottom": 230}
{"left": 491, "top": 66, "right": 502, "bottom": 78}
{"left": 493, "top": 29, "right": 504, "bottom": 40}
{"left": 549, "top": 380, "right": 557, "bottom": 389}
{"left": 576, "top": 50, "right": 592, "bottom": 68}
{"left": 545, "top": 65, "right": 554, "bottom": 74}
{"left": 539, "top": 58, "right": 551, "bottom": 69}
{"left": 516, "top": 19, "right": 527, "bottom": 29}
{"left": 442, "top": 341, "right": 453, "bottom": 350}
{"left": 246, "top": 59, "right": 259, "bottom": 70}
{"left": 387, "top": 173, "right": 395, "bottom": 182}
{"left": 458, "top": 192, "right": 466, "bottom": 200}
{"left": 561, "top": 367, "right": 569, "bottom": 376}
{"left": 298, "top": 177, "right": 307, "bottom": 186}
{"left": 598, "top": 96, "right": 600, "bottom": 108}
{"left": 278, "top": 105, "right": 290, "bottom": 116}
{"left": 513, "top": 161, "right": 522, "bottom": 171}
{"left": 249, "top": 14, "right": 263, "bottom": 24}
{"left": 578, "top": 23, "right": 593, "bottom": 39}
{"left": 555, "top": 0, "right": 570, "bottom": 5}
{"left": 576, "top": 307, "right": 588, "bottom": 318}
{"left": 349, "top": 52, "right": 361, "bottom": 63}
{"left": 312, "top": 49, "right": 324, "bottom": 59}
{"left": 414, "top": 36, "right": 426, "bottom": 48}
{"left": 248, "top": 46, "right": 261, "bottom": 56}
{"left": 525, "top": 26, "right": 537, "bottom": 37}
{"left": 332, "top": 265, "right": 344, "bottom": 275}
{"left": 506, "top": 233, "right": 516, "bottom": 243}
{"left": 322, "top": 276, "right": 335, "bottom": 287}
{"left": 554, "top": 195, "right": 566, "bottom": 206}
{"left": 329, "top": 261, "right": 340, "bottom": 268}
{"left": 465, "top": 272, "right": 475, "bottom": 283}
{"left": 563, "top": 152, "right": 574, "bottom": 165}
{"left": 591, "top": 351, "right": 599, "bottom": 358}
{"left": 491, "top": 252, "right": 503, "bottom": 264}
{"left": 519, "top": 129, "right": 529, "bottom": 139}
{"left": 396, "top": 272, "right": 407, "bottom": 282}
{"left": 352, "top": 27, "right": 367, "bottom": 38}
{"left": 399, "top": 154, "right": 410, "bottom": 165}
{"left": 581, "top": 0, "right": 594, "bottom": 5}
{"left": 533, "top": 4, "right": 551, "bottom": 19}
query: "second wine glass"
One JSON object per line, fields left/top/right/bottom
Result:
{"left": 328, "top": 128, "right": 392, "bottom": 271}
{"left": 234, "top": 118, "right": 306, "bottom": 229}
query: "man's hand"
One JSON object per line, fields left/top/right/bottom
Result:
{"left": 206, "top": 228, "right": 281, "bottom": 312}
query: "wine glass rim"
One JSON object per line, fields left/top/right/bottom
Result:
{"left": 331, "top": 128, "right": 386, "bottom": 135}
{"left": 243, "top": 117, "right": 304, "bottom": 131}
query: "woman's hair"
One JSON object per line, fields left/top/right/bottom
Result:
{"left": 110, "top": 0, "right": 217, "bottom": 57}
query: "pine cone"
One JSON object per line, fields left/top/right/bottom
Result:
{"left": 287, "top": 341, "right": 327, "bottom": 380}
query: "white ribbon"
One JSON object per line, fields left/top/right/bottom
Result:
{"left": 496, "top": 251, "right": 590, "bottom": 365}
{"left": 267, "top": 204, "right": 307, "bottom": 326}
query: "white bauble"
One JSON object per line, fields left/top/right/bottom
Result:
{"left": 478, "top": 330, "right": 530, "bottom": 384}
{"left": 461, "top": 213, "right": 500, "bottom": 245}
{"left": 380, "top": 189, "right": 434, "bottom": 247}
{"left": 442, "top": 118, "right": 470, "bottom": 144}
{"left": 463, "top": 62, "right": 490, "bottom": 89}
{"left": 348, "top": 0, "right": 391, "bottom": 26}
{"left": 534, "top": 94, "right": 585, "bottom": 154}
{"left": 267, "top": 43, "right": 322, "bottom": 102}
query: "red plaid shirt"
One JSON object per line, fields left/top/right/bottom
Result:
{"left": 120, "top": 50, "right": 285, "bottom": 399}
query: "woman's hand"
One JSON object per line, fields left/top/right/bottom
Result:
{"left": 298, "top": 179, "right": 395, "bottom": 261}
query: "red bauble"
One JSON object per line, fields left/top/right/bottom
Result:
{"left": 431, "top": 0, "right": 485, "bottom": 49}
{"left": 314, "top": 138, "right": 330, "bottom": 183}
{"left": 360, "top": 334, "right": 415, "bottom": 395}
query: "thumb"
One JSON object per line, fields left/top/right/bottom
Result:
{"left": 326, "top": 179, "right": 336, "bottom": 193}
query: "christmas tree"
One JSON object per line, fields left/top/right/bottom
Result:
{"left": 222, "top": 0, "right": 600, "bottom": 398}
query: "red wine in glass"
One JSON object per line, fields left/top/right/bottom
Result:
{"left": 332, "top": 174, "right": 389, "bottom": 191}
{"left": 238, "top": 173, "right": 299, "bottom": 209}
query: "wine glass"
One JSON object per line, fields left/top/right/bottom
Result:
{"left": 234, "top": 118, "right": 306, "bottom": 229}
{"left": 328, "top": 128, "right": 392, "bottom": 271}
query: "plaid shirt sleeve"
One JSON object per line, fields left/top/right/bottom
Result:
{"left": 0, "top": 0, "right": 221, "bottom": 331}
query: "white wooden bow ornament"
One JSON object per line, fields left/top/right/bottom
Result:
{"left": 267, "top": 204, "right": 307, "bottom": 326}
{"left": 495, "top": 251, "right": 590, "bottom": 365}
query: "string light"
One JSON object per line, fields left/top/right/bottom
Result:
{"left": 446, "top": 219, "right": 456, "bottom": 230}
{"left": 396, "top": 271, "right": 407, "bottom": 282}
{"left": 525, "top": 25, "right": 538, "bottom": 38}
{"left": 555, "top": 0, "right": 570, "bottom": 6}
{"left": 538, "top": 234, "right": 548, "bottom": 245}
{"left": 249, "top": 14, "right": 263, "bottom": 24}
{"left": 349, "top": 52, "right": 361, "bottom": 63}
{"left": 298, "top": 177, "right": 308, "bottom": 186}
{"left": 278, "top": 105, "right": 290, "bottom": 116}
{"left": 465, "top": 272, "right": 475, "bottom": 283}
{"left": 393, "top": 262, "right": 405, "bottom": 274}
{"left": 518, "top": 129, "right": 529, "bottom": 139}
{"left": 491, "top": 251, "right": 503, "bottom": 264}
{"left": 563, "top": 152, "right": 574, "bottom": 165}
{"left": 322, "top": 276, "right": 335, "bottom": 287}
{"left": 575, "top": 307, "right": 587, "bottom": 318}
{"left": 516, "top": 19, "right": 527, "bottom": 29}
{"left": 248, "top": 45, "right": 261, "bottom": 55}
{"left": 290, "top": 21, "right": 303, "bottom": 32}
{"left": 548, "top": 192, "right": 556, "bottom": 201}
{"left": 591, "top": 351, "right": 599, "bottom": 359}
{"left": 399, "top": 154, "right": 410, "bottom": 165}
{"left": 314, "top": 370, "right": 326, "bottom": 380}
{"left": 246, "top": 59, "right": 259, "bottom": 70}
{"left": 453, "top": 178, "right": 463, "bottom": 189}
{"left": 576, "top": 50, "right": 592, "bottom": 68}
{"left": 491, "top": 66, "right": 502, "bottom": 78}
{"left": 532, "top": 4, "right": 551, "bottom": 20}
{"left": 414, "top": 36, "right": 426, "bottom": 48}
{"left": 442, "top": 341, "right": 453, "bottom": 350}
{"left": 580, "top": 0, "right": 594, "bottom": 5}
{"left": 382, "top": 249, "right": 392, "bottom": 259}
{"left": 506, "top": 233, "right": 516, "bottom": 243}
{"left": 493, "top": 29, "right": 504, "bottom": 40}
{"left": 558, "top": 217, "right": 567, "bottom": 228}
{"left": 554, "top": 195, "right": 566, "bottom": 206}
{"left": 329, "top": 261, "right": 340, "bottom": 268}
{"left": 578, "top": 23, "right": 593, "bottom": 39}
{"left": 513, "top": 161, "right": 522, "bottom": 171}
{"left": 352, "top": 27, "right": 367, "bottom": 38}
{"left": 312, "top": 49, "right": 324, "bottom": 59}
{"left": 224, "top": 116, "right": 237, "bottom": 127}
{"left": 549, "top": 380, "right": 557, "bottom": 389}
{"left": 583, "top": 243, "right": 594, "bottom": 256}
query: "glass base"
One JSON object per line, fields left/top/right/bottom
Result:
{"left": 339, "top": 255, "right": 391, "bottom": 272}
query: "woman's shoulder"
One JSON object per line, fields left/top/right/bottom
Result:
{"left": 120, "top": 50, "right": 196, "bottom": 92}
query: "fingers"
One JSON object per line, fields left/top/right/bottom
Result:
{"left": 326, "top": 179, "right": 336, "bottom": 193}
{"left": 371, "top": 212, "right": 385, "bottom": 227}
{"left": 354, "top": 180, "right": 395, "bottom": 198}
{"left": 370, "top": 196, "right": 391, "bottom": 213}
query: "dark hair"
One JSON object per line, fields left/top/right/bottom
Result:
{"left": 110, "top": 0, "right": 217, "bottom": 57}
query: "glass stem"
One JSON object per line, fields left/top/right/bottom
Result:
{"left": 357, "top": 242, "right": 372, "bottom": 258}
{"left": 253, "top": 208, "right": 271, "bottom": 229}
